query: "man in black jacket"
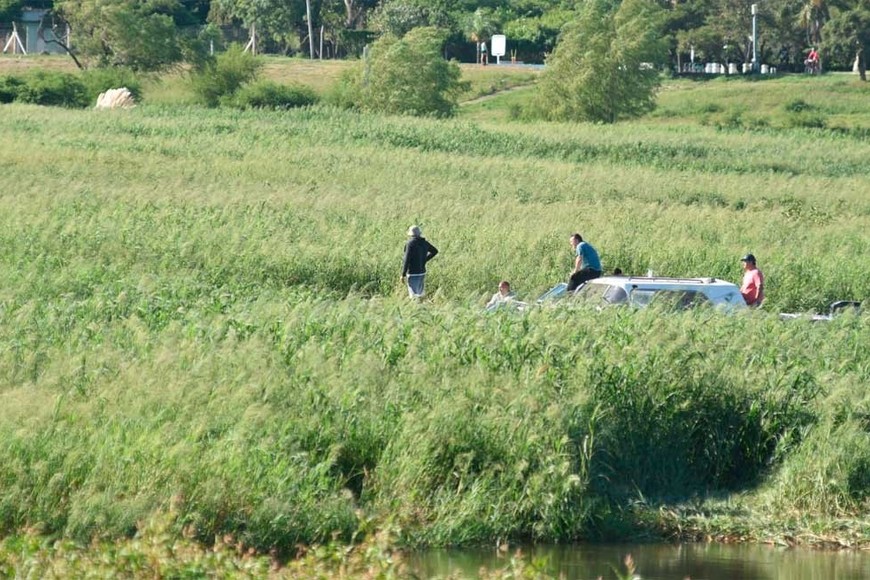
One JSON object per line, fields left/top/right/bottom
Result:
{"left": 401, "top": 225, "right": 439, "bottom": 298}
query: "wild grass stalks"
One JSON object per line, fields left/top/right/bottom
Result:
{"left": 0, "top": 75, "right": 868, "bottom": 557}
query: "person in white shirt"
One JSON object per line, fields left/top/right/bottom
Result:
{"left": 486, "top": 281, "right": 515, "bottom": 308}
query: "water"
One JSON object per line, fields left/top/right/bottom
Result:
{"left": 410, "top": 542, "right": 870, "bottom": 579}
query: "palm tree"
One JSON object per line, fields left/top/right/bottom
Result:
{"left": 798, "top": 0, "right": 829, "bottom": 46}
{"left": 464, "top": 8, "right": 499, "bottom": 44}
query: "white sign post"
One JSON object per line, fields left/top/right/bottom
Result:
{"left": 491, "top": 34, "right": 506, "bottom": 65}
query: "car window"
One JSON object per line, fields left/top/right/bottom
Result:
{"left": 672, "top": 290, "right": 710, "bottom": 309}
{"left": 629, "top": 289, "right": 656, "bottom": 308}
{"left": 631, "top": 289, "right": 710, "bottom": 309}
{"left": 575, "top": 284, "right": 628, "bottom": 306}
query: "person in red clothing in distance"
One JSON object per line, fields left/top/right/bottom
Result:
{"left": 740, "top": 253, "right": 765, "bottom": 307}
{"left": 805, "top": 47, "right": 820, "bottom": 74}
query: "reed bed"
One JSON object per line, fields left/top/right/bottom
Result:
{"left": 0, "top": 75, "right": 869, "bottom": 562}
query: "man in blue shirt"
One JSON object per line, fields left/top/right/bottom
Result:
{"left": 567, "top": 233, "right": 602, "bottom": 292}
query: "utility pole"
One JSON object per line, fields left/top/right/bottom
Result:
{"left": 306, "top": 0, "right": 315, "bottom": 59}
{"left": 751, "top": 4, "right": 758, "bottom": 72}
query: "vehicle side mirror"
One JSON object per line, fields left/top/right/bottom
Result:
{"left": 830, "top": 301, "right": 862, "bottom": 316}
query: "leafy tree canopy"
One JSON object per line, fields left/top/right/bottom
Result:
{"left": 537, "top": 0, "right": 668, "bottom": 123}
{"left": 503, "top": 8, "right": 572, "bottom": 51}
{"left": 56, "top": 0, "right": 212, "bottom": 70}
{"left": 25, "top": 0, "right": 870, "bottom": 71}
{"left": 1, "top": 0, "right": 50, "bottom": 21}
{"left": 353, "top": 26, "right": 468, "bottom": 117}
{"left": 210, "top": 0, "right": 305, "bottom": 51}
{"left": 463, "top": 7, "right": 501, "bottom": 42}
{"left": 0, "top": 0, "right": 24, "bottom": 22}
{"left": 823, "top": 0, "right": 870, "bottom": 79}
{"left": 369, "top": 0, "right": 430, "bottom": 36}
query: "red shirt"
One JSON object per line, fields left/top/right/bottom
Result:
{"left": 741, "top": 267, "right": 764, "bottom": 306}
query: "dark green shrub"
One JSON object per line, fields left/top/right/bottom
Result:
{"left": 16, "top": 71, "right": 88, "bottom": 108}
{"left": 786, "top": 112, "right": 827, "bottom": 129}
{"left": 783, "top": 98, "right": 813, "bottom": 113}
{"left": 325, "top": 69, "right": 362, "bottom": 110}
{"left": 745, "top": 115, "right": 771, "bottom": 129}
{"left": 80, "top": 67, "right": 143, "bottom": 104}
{"left": 0, "top": 75, "right": 24, "bottom": 103}
{"left": 586, "top": 358, "right": 819, "bottom": 498}
{"left": 712, "top": 110, "right": 744, "bottom": 130}
{"left": 228, "top": 81, "right": 318, "bottom": 110}
{"left": 191, "top": 44, "right": 262, "bottom": 108}
{"left": 700, "top": 102, "right": 723, "bottom": 113}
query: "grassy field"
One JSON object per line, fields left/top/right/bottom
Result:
{"left": 1, "top": 58, "right": 869, "bottom": 574}
{"left": 0, "top": 54, "right": 540, "bottom": 106}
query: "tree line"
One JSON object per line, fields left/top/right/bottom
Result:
{"left": 1, "top": 0, "right": 867, "bottom": 124}
{"left": 1, "top": 0, "right": 867, "bottom": 77}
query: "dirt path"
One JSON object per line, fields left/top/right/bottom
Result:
{"left": 460, "top": 84, "right": 536, "bottom": 107}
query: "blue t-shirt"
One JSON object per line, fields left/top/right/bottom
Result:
{"left": 576, "top": 241, "right": 602, "bottom": 271}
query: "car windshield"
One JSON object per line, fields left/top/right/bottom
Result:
{"left": 575, "top": 283, "right": 628, "bottom": 306}
{"left": 536, "top": 282, "right": 568, "bottom": 303}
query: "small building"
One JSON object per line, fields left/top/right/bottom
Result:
{"left": 20, "top": 8, "right": 65, "bottom": 54}
{"left": 2, "top": 8, "right": 66, "bottom": 54}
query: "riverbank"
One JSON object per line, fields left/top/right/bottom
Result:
{"left": 5, "top": 517, "right": 870, "bottom": 578}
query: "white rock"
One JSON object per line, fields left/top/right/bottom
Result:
{"left": 95, "top": 87, "right": 136, "bottom": 109}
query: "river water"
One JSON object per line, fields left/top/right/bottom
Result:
{"left": 409, "top": 542, "right": 870, "bottom": 579}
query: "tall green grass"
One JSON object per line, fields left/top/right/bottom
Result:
{"left": 0, "top": 293, "right": 867, "bottom": 548}
{"left": 0, "top": 75, "right": 869, "bottom": 558}
{"left": 2, "top": 103, "right": 868, "bottom": 310}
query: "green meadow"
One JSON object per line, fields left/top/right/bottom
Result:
{"left": 1, "top": 61, "right": 870, "bottom": 574}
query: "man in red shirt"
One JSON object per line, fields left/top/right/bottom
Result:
{"left": 740, "top": 254, "right": 764, "bottom": 307}
{"left": 805, "top": 47, "right": 820, "bottom": 74}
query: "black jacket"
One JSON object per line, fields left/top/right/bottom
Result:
{"left": 402, "top": 237, "right": 438, "bottom": 276}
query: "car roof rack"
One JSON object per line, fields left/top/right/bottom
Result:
{"left": 619, "top": 276, "right": 720, "bottom": 284}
